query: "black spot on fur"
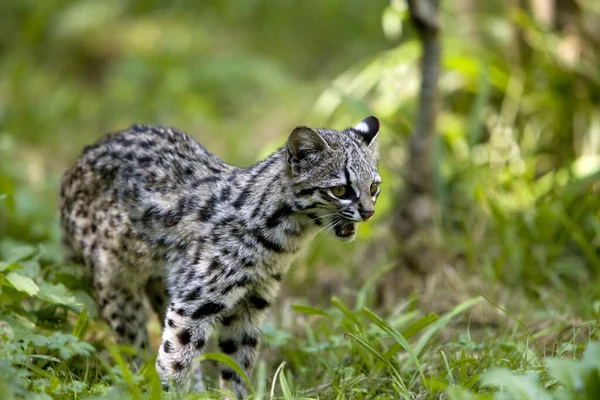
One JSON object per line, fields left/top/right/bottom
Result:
{"left": 184, "top": 286, "right": 202, "bottom": 302}
{"left": 167, "top": 319, "right": 176, "bottom": 328}
{"left": 164, "top": 198, "right": 185, "bottom": 226}
{"left": 116, "top": 324, "right": 126, "bottom": 336}
{"left": 196, "top": 338, "right": 206, "bottom": 349}
{"left": 241, "top": 333, "right": 259, "bottom": 348}
{"left": 177, "top": 329, "right": 191, "bottom": 346}
{"left": 219, "top": 339, "right": 237, "bottom": 354}
{"left": 191, "top": 175, "right": 220, "bottom": 188}
{"left": 174, "top": 307, "right": 187, "bottom": 317}
{"left": 219, "top": 186, "right": 231, "bottom": 202}
{"left": 207, "top": 165, "right": 222, "bottom": 174}
{"left": 163, "top": 340, "right": 172, "bottom": 353}
{"left": 138, "top": 156, "right": 153, "bottom": 166}
{"left": 253, "top": 229, "right": 286, "bottom": 253}
{"left": 221, "top": 369, "right": 235, "bottom": 381}
{"left": 191, "top": 302, "right": 224, "bottom": 319}
{"left": 266, "top": 204, "right": 294, "bottom": 228}
{"left": 243, "top": 357, "right": 252, "bottom": 369}
{"left": 198, "top": 195, "right": 218, "bottom": 222}
{"left": 183, "top": 166, "right": 194, "bottom": 177}
{"left": 208, "top": 259, "right": 220, "bottom": 270}
{"left": 271, "top": 273, "right": 283, "bottom": 282}
{"left": 173, "top": 361, "right": 184, "bottom": 372}
{"left": 307, "top": 212, "right": 322, "bottom": 226}
{"left": 232, "top": 186, "right": 251, "bottom": 209}
{"left": 220, "top": 283, "right": 235, "bottom": 296}
{"left": 249, "top": 295, "right": 270, "bottom": 310}
{"left": 297, "top": 187, "right": 317, "bottom": 197}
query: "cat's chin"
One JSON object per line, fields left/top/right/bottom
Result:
{"left": 333, "top": 219, "right": 357, "bottom": 242}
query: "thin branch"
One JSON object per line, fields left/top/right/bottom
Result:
{"left": 405, "top": 0, "right": 440, "bottom": 194}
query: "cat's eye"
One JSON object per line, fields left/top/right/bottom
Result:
{"left": 331, "top": 185, "right": 348, "bottom": 198}
{"left": 370, "top": 183, "right": 379, "bottom": 196}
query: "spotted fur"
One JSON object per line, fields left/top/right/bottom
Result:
{"left": 59, "top": 117, "right": 381, "bottom": 398}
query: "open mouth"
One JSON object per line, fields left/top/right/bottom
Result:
{"left": 333, "top": 218, "right": 356, "bottom": 240}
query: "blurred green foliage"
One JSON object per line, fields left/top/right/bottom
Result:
{"left": 1, "top": 0, "right": 600, "bottom": 399}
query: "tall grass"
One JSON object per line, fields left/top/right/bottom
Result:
{"left": 1, "top": 0, "right": 600, "bottom": 399}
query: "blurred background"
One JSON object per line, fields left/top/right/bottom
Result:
{"left": 1, "top": 0, "right": 600, "bottom": 398}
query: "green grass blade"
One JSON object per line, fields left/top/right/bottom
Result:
{"left": 72, "top": 307, "right": 87, "bottom": 339}
{"left": 107, "top": 345, "right": 142, "bottom": 400}
{"left": 414, "top": 297, "right": 482, "bottom": 358}
{"left": 346, "top": 333, "right": 410, "bottom": 398}
{"left": 197, "top": 353, "right": 255, "bottom": 395}
{"left": 292, "top": 304, "right": 330, "bottom": 317}
{"left": 331, "top": 296, "right": 363, "bottom": 329}
{"left": 362, "top": 307, "right": 427, "bottom": 387}
{"left": 402, "top": 313, "right": 439, "bottom": 339}
{"left": 255, "top": 360, "right": 266, "bottom": 400}
{"left": 278, "top": 369, "right": 294, "bottom": 400}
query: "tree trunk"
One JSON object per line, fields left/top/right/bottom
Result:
{"left": 377, "top": 0, "right": 442, "bottom": 306}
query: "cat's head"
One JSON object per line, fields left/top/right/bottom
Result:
{"left": 287, "top": 116, "right": 381, "bottom": 242}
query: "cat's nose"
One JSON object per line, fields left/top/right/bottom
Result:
{"left": 359, "top": 208, "right": 375, "bottom": 221}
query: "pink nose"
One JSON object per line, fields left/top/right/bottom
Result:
{"left": 360, "top": 209, "right": 375, "bottom": 221}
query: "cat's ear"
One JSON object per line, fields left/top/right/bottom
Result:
{"left": 353, "top": 116, "right": 379, "bottom": 146}
{"left": 287, "top": 126, "right": 330, "bottom": 171}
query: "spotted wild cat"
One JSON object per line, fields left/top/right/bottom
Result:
{"left": 59, "top": 116, "right": 381, "bottom": 398}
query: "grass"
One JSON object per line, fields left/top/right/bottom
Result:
{"left": 0, "top": 176, "right": 598, "bottom": 399}
{"left": 2, "top": 1, "right": 600, "bottom": 398}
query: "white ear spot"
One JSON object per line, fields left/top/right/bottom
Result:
{"left": 354, "top": 121, "right": 370, "bottom": 133}
{"left": 353, "top": 116, "right": 380, "bottom": 146}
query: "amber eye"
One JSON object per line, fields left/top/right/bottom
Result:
{"left": 370, "top": 183, "right": 379, "bottom": 196}
{"left": 331, "top": 185, "right": 348, "bottom": 198}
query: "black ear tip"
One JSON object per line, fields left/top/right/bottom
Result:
{"left": 354, "top": 116, "right": 380, "bottom": 136}
{"left": 364, "top": 116, "right": 379, "bottom": 132}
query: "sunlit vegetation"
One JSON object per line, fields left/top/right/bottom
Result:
{"left": 1, "top": 1, "right": 600, "bottom": 399}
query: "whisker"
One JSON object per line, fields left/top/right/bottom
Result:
{"left": 306, "top": 219, "right": 337, "bottom": 242}
{"left": 313, "top": 220, "right": 339, "bottom": 248}
{"left": 308, "top": 213, "right": 338, "bottom": 223}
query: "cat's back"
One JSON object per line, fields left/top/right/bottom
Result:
{"left": 71, "top": 125, "right": 229, "bottom": 186}
{"left": 62, "top": 125, "right": 233, "bottom": 203}
{"left": 59, "top": 125, "right": 234, "bottom": 267}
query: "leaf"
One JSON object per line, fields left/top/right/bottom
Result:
{"left": 583, "top": 341, "right": 600, "bottom": 369}
{"left": 480, "top": 369, "right": 552, "bottom": 400}
{"left": 5, "top": 271, "right": 39, "bottom": 296}
{"left": 0, "top": 262, "right": 21, "bottom": 273}
{"left": 196, "top": 353, "right": 255, "bottom": 395}
{"left": 1, "top": 313, "right": 36, "bottom": 338}
{"left": 292, "top": 304, "right": 330, "bottom": 317}
{"left": 18, "top": 260, "right": 40, "bottom": 279}
{"left": 72, "top": 307, "right": 87, "bottom": 339}
{"left": 381, "top": 1, "right": 406, "bottom": 41}
{"left": 446, "top": 385, "right": 490, "bottom": 400}
{"left": 28, "top": 354, "right": 61, "bottom": 363}
{"left": 546, "top": 357, "right": 600, "bottom": 397}
{"left": 37, "top": 282, "right": 80, "bottom": 308}
{"left": 0, "top": 241, "right": 38, "bottom": 263}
